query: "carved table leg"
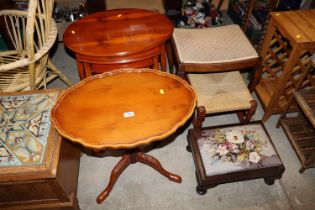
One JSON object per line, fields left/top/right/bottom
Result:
{"left": 96, "top": 150, "right": 182, "bottom": 204}
{"left": 96, "top": 154, "right": 131, "bottom": 204}
{"left": 135, "top": 152, "right": 182, "bottom": 183}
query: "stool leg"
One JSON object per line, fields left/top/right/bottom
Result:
{"left": 193, "top": 106, "right": 206, "bottom": 129}
{"left": 237, "top": 100, "right": 257, "bottom": 123}
{"left": 196, "top": 186, "right": 207, "bottom": 195}
{"left": 186, "top": 144, "right": 192, "bottom": 152}
{"left": 186, "top": 134, "right": 192, "bottom": 152}
{"left": 264, "top": 177, "right": 275, "bottom": 185}
{"left": 176, "top": 69, "right": 187, "bottom": 80}
{"left": 246, "top": 100, "right": 257, "bottom": 122}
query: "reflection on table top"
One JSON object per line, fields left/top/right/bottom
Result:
{"left": 51, "top": 69, "right": 196, "bottom": 150}
{"left": 63, "top": 9, "right": 173, "bottom": 57}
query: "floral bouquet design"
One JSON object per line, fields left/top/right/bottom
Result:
{"left": 201, "top": 127, "right": 269, "bottom": 167}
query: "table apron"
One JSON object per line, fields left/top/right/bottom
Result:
{"left": 75, "top": 44, "right": 167, "bottom": 79}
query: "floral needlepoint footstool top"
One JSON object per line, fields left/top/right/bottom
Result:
{"left": 198, "top": 124, "right": 282, "bottom": 176}
{"left": 0, "top": 92, "right": 59, "bottom": 167}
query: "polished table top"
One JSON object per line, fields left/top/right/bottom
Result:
{"left": 51, "top": 69, "right": 196, "bottom": 150}
{"left": 63, "top": 9, "right": 173, "bottom": 57}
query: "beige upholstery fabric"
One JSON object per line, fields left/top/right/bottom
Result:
{"left": 173, "top": 25, "right": 258, "bottom": 64}
{"left": 106, "top": 0, "right": 165, "bottom": 14}
{"left": 188, "top": 71, "right": 253, "bottom": 114}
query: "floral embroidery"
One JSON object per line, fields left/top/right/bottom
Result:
{"left": 202, "top": 127, "right": 268, "bottom": 167}
{"left": 197, "top": 124, "right": 282, "bottom": 176}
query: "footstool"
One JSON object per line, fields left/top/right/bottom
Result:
{"left": 0, "top": 89, "right": 81, "bottom": 209}
{"left": 187, "top": 121, "right": 285, "bottom": 195}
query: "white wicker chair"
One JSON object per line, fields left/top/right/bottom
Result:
{"left": 0, "top": 0, "right": 72, "bottom": 93}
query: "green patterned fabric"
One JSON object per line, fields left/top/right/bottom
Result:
{"left": 0, "top": 92, "right": 59, "bottom": 167}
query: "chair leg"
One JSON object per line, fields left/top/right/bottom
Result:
{"left": 166, "top": 40, "right": 175, "bottom": 74}
{"left": 192, "top": 106, "right": 206, "bottom": 129}
{"left": 48, "top": 59, "right": 73, "bottom": 86}
{"left": 248, "top": 58, "right": 263, "bottom": 93}
{"left": 237, "top": 100, "right": 257, "bottom": 123}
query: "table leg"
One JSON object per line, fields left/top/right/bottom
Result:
{"left": 135, "top": 152, "right": 182, "bottom": 183}
{"left": 153, "top": 56, "right": 159, "bottom": 70}
{"left": 83, "top": 63, "right": 92, "bottom": 78}
{"left": 160, "top": 43, "right": 167, "bottom": 71}
{"left": 96, "top": 154, "right": 131, "bottom": 204}
{"left": 75, "top": 56, "right": 92, "bottom": 80}
{"left": 96, "top": 151, "right": 182, "bottom": 204}
{"left": 76, "top": 60, "right": 85, "bottom": 80}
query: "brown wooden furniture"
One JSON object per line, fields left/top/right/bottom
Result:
{"left": 228, "top": 0, "right": 279, "bottom": 51}
{"left": 51, "top": 68, "right": 196, "bottom": 204}
{"left": 171, "top": 23, "right": 258, "bottom": 128}
{"left": 105, "top": 0, "right": 165, "bottom": 14}
{"left": 0, "top": 89, "right": 80, "bottom": 210}
{"left": 0, "top": 0, "right": 72, "bottom": 92}
{"left": 249, "top": 10, "right": 315, "bottom": 122}
{"left": 279, "top": 89, "right": 315, "bottom": 173}
{"left": 187, "top": 121, "right": 285, "bottom": 195}
{"left": 63, "top": 9, "right": 173, "bottom": 79}
{"left": 227, "top": 0, "right": 256, "bottom": 31}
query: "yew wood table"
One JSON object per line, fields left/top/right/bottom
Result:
{"left": 63, "top": 9, "right": 173, "bottom": 80}
{"left": 51, "top": 68, "right": 196, "bottom": 204}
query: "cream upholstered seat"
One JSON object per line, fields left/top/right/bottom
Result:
{"left": 187, "top": 71, "right": 256, "bottom": 128}
{"left": 188, "top": 71, "right": 254, "bottom": 113}
{"left": 106, "top": 0, "right": 165, "bottom": 14}
{"left": 171, "top": 24, "right": 258, "bottom": 128}
{"left": 172, "top": 24, "right": 258, "bottom": 73}
{"left": 173, "top": 25, "right": 258, "bottom": 65}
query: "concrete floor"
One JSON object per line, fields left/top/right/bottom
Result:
{"left": 50, "top": 40, "right": 315, "bottom": 210}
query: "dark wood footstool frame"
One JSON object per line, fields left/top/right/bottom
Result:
{"left": 192, "top": 100, "right": 257, "bottom": 129}
{"left": 187, "top": 121, "right": 285, "bottom": 195}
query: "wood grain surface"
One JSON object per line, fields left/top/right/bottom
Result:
{"left": 270, "top": 10, "right": 315, "bottom": 46}
{"left": 51, "top": 69, "right": 196, "bottom": 150}
{"left": 63, "top": 9, "right": 173, "bottom": 57}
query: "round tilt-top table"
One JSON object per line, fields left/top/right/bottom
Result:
{"left": 51, "top": 69, "right": 196, "bottom": 204}
{"left": 63, "top": 9, "right": 173, "bottom": 79}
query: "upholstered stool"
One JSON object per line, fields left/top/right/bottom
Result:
{"left": 171, "top": 25, "right": 258, "bottom": 128}
{"left": 187, "top": 71, "right": 257, "bottom": 128}
{"left": 0, "top": 89, "right": 81, "bottom": 209}
{"left": 187, "top": 121, "right": 285, "bottom": 195}
{"left": 171, "top": 24, "right": 258, "bottom": 73}
{"left": 106, "top": 0, "right": 165, "bottom": 14}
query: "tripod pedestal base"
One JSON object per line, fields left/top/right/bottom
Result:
{"left": 96, "top": 151, "right": 182, "bottom": 204}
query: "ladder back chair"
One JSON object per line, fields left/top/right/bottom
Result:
{"left": 0, "top": 0, "right": 72, "bottom": 92}
{"left": 170, "top": 0, "right": 258, "bottom": 128}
